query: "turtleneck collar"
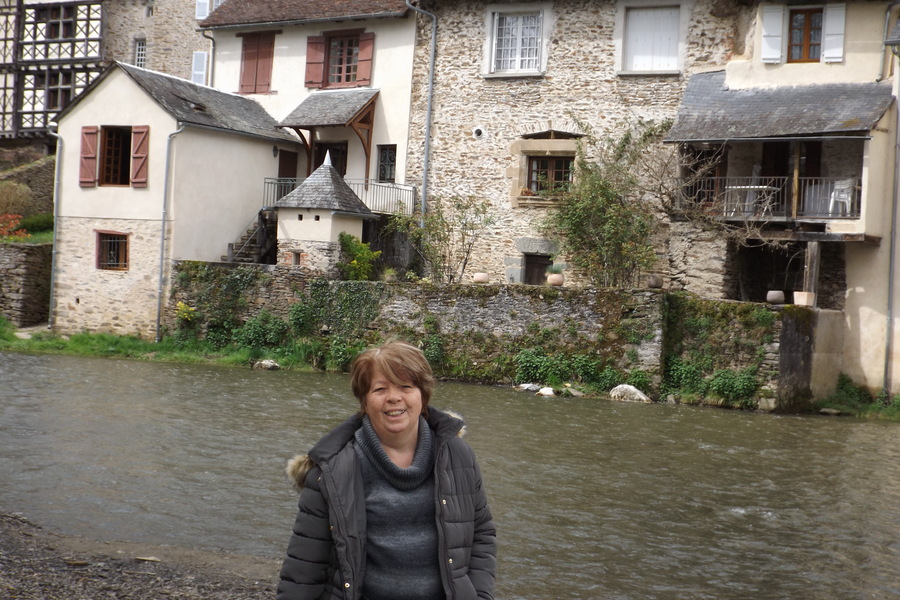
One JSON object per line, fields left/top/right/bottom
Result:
{"left": 355, "top": 415, "right": 435, "bottom": 491}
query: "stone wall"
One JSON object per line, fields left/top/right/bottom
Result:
{"left": 0, "top": 243, "right": 52, "bottom": 327}
{"left": 0, "top": 156, "right": 55, "bottom": 215}
{"left": 405, "top": 0, "right": 747, "bottom": 289}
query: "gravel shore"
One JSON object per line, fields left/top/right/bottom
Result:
{"left": 0, "top": 512, "right": 281, "bottom": 599}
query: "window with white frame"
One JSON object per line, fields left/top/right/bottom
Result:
{"left": 761, "top": 3, "right": 845, "bottom": 64}
{"left": 134, "top": 39, "right": 146, "bottom": 68}
{"left": 622, "top": 5, "right": 680, "bottom": 72}
{"left": 191, "top": 51, "right": 207, "bottom": 84}
{"left": 483, "top": 3, "right": 552, "bottom": 76}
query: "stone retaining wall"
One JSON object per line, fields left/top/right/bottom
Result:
{"left": 0, "top": 243, "right": 52, "bottom": 327}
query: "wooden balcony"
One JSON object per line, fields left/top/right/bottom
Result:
{"left": 263, "top": 177, "right": 416, "bottom": 215}
{"left": 682, "top": 176, "right": 861, "bottom": 221}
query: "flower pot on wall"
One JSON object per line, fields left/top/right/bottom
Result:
{"left": 547, "top": 273, "right": 564, "bottom": 286}
{"left": 793, "top": 291, "right": 816, "bottom": 306}
{"left": 766, "top": 290, "right": 785, "bottom": 304}
{"left": 473, "top": 272, "right": 490, "bottom": 284}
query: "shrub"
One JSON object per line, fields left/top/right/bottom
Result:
{"left": 708, "top": 368, "right": 758, "bottom": 406}
{"left": 0, "top": 214, "right": 29, "bottom": 240}
{"left": 17, "top": 212, "right": 53, "bottom": 233}
{"left": 595, "top": 366, "right": 624, "bottom": 391}
{"left": 326, "top": 337, "right": 365, "bottom": 372}
{"left": 289, "top": 300, "right": 319, "bottom": 337}
{"left": 337, "top": 232, "right": 381, "bottom": 281}
{"left": 235, "top": 310, "right": 290, "bottom": 349}
{"left": 0, "top": 181, "right": 34, "bottom": 216}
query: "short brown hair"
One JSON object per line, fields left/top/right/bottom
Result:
{"left": 350, "top": 341, "right": 435, "bottom": 416}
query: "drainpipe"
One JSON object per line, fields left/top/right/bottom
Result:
{"left": 155, "top": 123, "right": 184, "bottom": 343}
{"left": 46, "top": 124, "right": 63, "bottom": 329}
{"left": 405, "top": 0, "right": 436, "bottom": 226}
{"left": 200, "top": 30, "right": 216, "bottom": 87}
{"left": 885, "top": 4, "right": 900, "bottom": 398}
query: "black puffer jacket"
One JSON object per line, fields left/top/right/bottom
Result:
{"left": 277, "top": 408, "right": 496, "bottom": 600}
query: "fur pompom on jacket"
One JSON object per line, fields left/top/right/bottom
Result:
{"left": 276, "top": 408, "right": 495, "bottom": 600}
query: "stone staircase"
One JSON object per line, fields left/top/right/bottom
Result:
{"left": 222, "top": 208, "right": 278, "bottom": 264}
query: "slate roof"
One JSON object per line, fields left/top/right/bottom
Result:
{"left": 59, "top": 62, "right": 297, "bottom": 144}
{"left": 199, "top": 0, "right": 409, "bottom": 29}
{"left": 280, "top": 89, "right": 379, "bottom": 128}
{"left": 275, "top": 159, "right": 374, "bottom": 217}
{"left": 665, "top": 70, "right": 895, "bottom": 143}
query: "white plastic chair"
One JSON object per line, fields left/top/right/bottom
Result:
{"left": 829, "top": 178, "right": 855, "bottom": 216}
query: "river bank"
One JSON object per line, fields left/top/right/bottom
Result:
{"left": 0, "top": 512, "right": 280, "bottom": 599}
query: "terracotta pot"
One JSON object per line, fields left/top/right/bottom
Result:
{"left": 547, "top": 273, "right": 564, "bottom": 286}
{"left": 473, "top": 272, "right": 490, "bottom": 284}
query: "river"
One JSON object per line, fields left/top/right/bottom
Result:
{"left": 2, "top": 351, "right": 899, "bottom": 599}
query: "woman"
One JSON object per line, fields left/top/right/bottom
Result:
{"left": 277, "top": 341, "right": 496, "bottom": 600}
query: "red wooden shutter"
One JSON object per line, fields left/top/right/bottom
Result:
{"left": 130, "top": 125, "right": 149, "bottom": 188}
{"left": 356, "top": 32, "right": 375, "bottom": 86}
{"left": 255, "top": 32, "right": 274, "bottom": 94}
{"left": 239, "top": 33, "right": 260, "bottom": 93}
{"left": 305, "top": 36, "right": 326, "bottom": 88}
{"left": 79, "top": 126, "right": 98, "bottom": 187}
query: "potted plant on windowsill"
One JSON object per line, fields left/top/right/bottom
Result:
{"left": 546, "top": 263, "right": 565, "bottom": 286}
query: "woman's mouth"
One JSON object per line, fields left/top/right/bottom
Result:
{"left": 385, "top": 409, "right": 406, "bottom": 417}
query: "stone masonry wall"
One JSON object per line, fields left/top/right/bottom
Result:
{"left": 406, "top": 0, "right": 750, "bottom": 291}
{"left": 52, "top": 217, "right": 167, "bottom": 338}
{"left": 0, "top": 243, "right": 52, "bottom": 327}
{"left": 0, "top": 156, "right": 55, "bottom": 215}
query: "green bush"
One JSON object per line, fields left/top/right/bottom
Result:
{"left": 595, "top": 366, "right": 624, "bottom": 391}
{"left": 326, "top": 337, "right": 365, "bottom": 372}
{"left": 289, "top": 300, "right": 319, "bottom": 337}
{"left": 235, "top": 310, "right": 290, "bottom": 349}
{"left": 423, "top": 334, "right": 445, "bottom": 370}
{"left": 17, "top": 212, "right": 53, "bottom": 233}
{"left": 708, "top": 368, "right": 758, "bottom": 406}
{"left": 626, "top": 369, "right": 650, "bottom": 391}
{"left": 665, "top": 356, "right": 706, "bottom": 394}
{"left": 337, "top": 232, "right": 381, "bottom": 281}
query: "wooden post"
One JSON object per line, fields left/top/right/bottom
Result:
{"left": 803, "top": 241, "right": 821, "bottom": 304}
{"left": 791, "top": 143, "right": 801, "bottom": 219}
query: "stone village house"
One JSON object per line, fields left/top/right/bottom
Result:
{"left": 43, "top": 0, "right": 900, "bottom": 398}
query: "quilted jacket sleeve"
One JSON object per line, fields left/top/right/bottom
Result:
{"left": 276, "top": 466, "right": 333, "bottom": 600}
{"left": 468, "top": 458, "right": 497, "bottom": 599}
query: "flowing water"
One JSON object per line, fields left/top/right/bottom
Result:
{"left": 2, "top": 351, "right": 899, "bottom": 599}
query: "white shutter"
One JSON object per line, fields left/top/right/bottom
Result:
{"left": 760, "top": 4, "right": 784, "bottom": 64}
{"left": 822, "top": 3, "right": 846, "bottom": 63}
{"left": 195, "top": 0, "right": 209, "bottom": 20}
{"left": 191, "top": 51, "right": 208, "bottom": 84}
{"left": 624, "top": 7, "right": 679, "bottom": 71}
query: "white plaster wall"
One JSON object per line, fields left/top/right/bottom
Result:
{"left": 277, "top": 208, "right": 363, "bottom": 243}
{"left": 726, "top": 2, "right": 890, "bottom": 88}
{"left": 57, "top": 69, "right": 177, "bottom": 221}
{"left": 210, "top": 17, "right": 416, "bottom": 181}
{"left": 167, "top": 128, "right": 292, "bottom": 261}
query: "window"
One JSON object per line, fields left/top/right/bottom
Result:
{"left": 314, "top": 142, "right": 348, "bottom": 176}
{"left": 483, "top": 4, "right": 551, "bottom": 76}
{"left": 36, "top": 5, "right": 75, "bottom": 40}
{"left": 134, "top": 39, "right": 147, "bottom": 68}
{"left": 79, "top": 125, "right": 149, "bottom": 188}
{"left": 44, "top": 72, "right": 72, "bottom": 110}
{"left": 761, "top": 4, "right": 845, "bottom": 64}
{"left": 195, "top": 0, "right": 225, "bottom": 20}
{"left": 623, "top": 6, "right": 680, "bottom": 72}
{"left": 97, "top": 232, "right": 129, "bottom": 271}
{"left": 305, "top": 30, "right": 374, "bottom": 89}
{"left": 788, "top": 9, "right": 822, "bottom": 62}
{"left": 239, "top": 31, "right": 275, "bottom": 94}
{"left": 377, "top": 145, "right": 396, "bottom": 183}
{"left": 191, "top": 51, "right": 207, "bottom": 84}
{"left": 527, "top": 155, "right": 573, "bottom": 195}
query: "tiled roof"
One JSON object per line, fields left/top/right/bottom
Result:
{"left": 275, "top": 159, "right": 374, "bottom": 216}
{"left": 665, "top": 71, "right": 894, "bottom": 142}
{"left": 199, "top": 0, "right": 409, "bottom": 29}
{"left": 115, "top": 62, "right": 297, "bottom": 143}
{"left": 280, "top": 89, "right": 379, "bottom": 128}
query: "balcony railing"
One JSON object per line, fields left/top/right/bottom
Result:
{"left": 681, "top": 176, "right": 861, "bottom": 219}
{"left": 263, "top": 177, "right": 416, "bottom": 215}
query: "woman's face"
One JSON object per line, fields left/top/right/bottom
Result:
{"left": 364, "top": 369, "right": 423, "bottom": 442}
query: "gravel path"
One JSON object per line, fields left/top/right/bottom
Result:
{"left": 0, "top": 512, "right": 281, "bottom": 599}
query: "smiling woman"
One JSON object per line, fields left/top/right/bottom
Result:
{"left": 277, "top": 341, "right": 497, "bottom": 600}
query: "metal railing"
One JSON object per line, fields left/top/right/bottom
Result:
{"left": 681, "top": 175, "right": 861, "bottom": 219}
{"left": 263, "top": 177, "right": 416, "bottom": 215}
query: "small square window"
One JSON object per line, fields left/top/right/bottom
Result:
{"left": 527, "top": 155, "right": 574, "bottom": 195}
{"left": 97, "top": 232, "right": 129, "bottom": 271}
{"left": 484, "top": 3, "right": 551, "bottom": 77}
{"left": 622, "top": 6, "right": 680, "bottom": 72}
